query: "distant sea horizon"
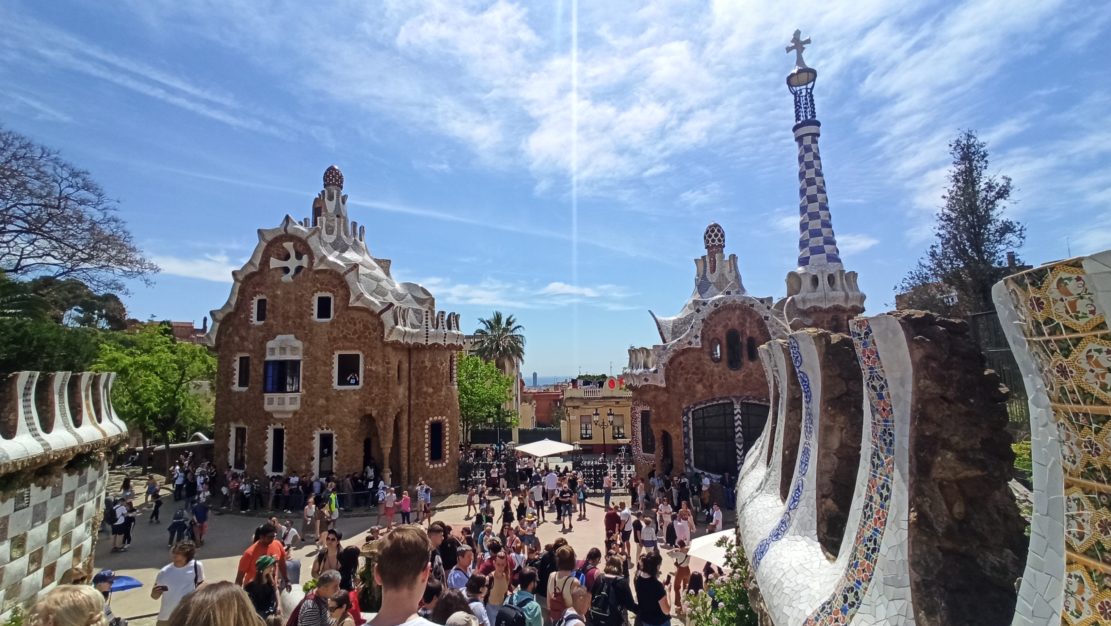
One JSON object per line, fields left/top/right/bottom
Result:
{"left": 527, "top": 375, "right": 573, "bottom": 387}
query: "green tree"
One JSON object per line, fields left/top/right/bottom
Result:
{"left": 457, "top": 354, "right": 516, "bottom": 444}
{"left": 0, "top": 318, "right": 101, "bottom": 372}
{"left": 25, "top": 276, "right": 128, "bottom": 329}
{"left": 898, "top": 130, "right": 1024, "bottom": 316}
{"left": 0, "top": 272, "right": 48, "bottom": 320}
{"left": 0, "top": 126, "right": 158, "bottom": 292}
{"left": 472, "top": 311, "right": 525, "bottom": 372}
{"left": 93, "top": 324, "right": 216, "bottom": 467}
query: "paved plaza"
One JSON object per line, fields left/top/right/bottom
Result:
{"left": 96, "top": 486, "right": 731, "bottom": 625}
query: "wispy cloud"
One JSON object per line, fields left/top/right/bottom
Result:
{"left": 149, "top": 252, "right": 239, "bottom": 283}
{"left": 419, "top": 276, "right": 636, "bottom": 311}
{"left": 0, "top": 91, "right": 73, "bottom": 123}
{"left": 837, "top": 233, "right": 880, "bottom": 255}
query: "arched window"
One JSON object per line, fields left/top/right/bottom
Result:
{"left": 726, "top": 330, "right": 742, "bottom": 370}
{"left": 710, "top": 340, "right": 722, "bottom": 363}
{"left": 429, "top": 420, "right": 445, "bottom": 462}
{"left": 746, "top": 337, "right": 758, "bottom": 362}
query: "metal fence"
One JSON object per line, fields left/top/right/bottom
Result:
{"left": 968, "top": 310, "right": 1029, "bottom": 432}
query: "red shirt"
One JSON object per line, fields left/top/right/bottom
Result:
{"left": 604, "top": 511, "right": 620, "bottom": 536}
{"left": 237, "top": 540, "right": 286, "bottom": 586}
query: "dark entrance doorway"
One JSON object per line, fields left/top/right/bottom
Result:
{"left": 363, "top": 437, "right": 374, "bottom": 472}
{"left": 319, "top": 432, "right": 334, "bottom": 476}
{"left": 660, "top": 431, "right": 674, "bottom": 476}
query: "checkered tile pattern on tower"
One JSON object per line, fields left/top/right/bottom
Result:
{"left": 795, "top": 128, "right": 843, "bottom": 268}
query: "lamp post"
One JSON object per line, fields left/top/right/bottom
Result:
{"left": 593, "top": 408, "right": 615, "bottom": 461}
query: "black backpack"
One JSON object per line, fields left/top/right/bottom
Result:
{"left": 495, "top": 596, "right": 534, "bottom": 626}
{"left": 589, "top": 576, "right": 623, "bottom": 626}
{"left": 537, "top": 550, "right": 557, "bottom": 591}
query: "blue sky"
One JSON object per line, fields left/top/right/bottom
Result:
{"left": 2, "top": 1, "right": 1109, "bottom": 378}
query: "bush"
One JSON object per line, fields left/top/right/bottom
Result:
{"left": 683, "top": 535, "right": 759, "bottom": 626}
{"left": 1012, "top": 439, "right": 1032, "bottom": 474}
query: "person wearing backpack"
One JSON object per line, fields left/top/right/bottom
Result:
{"left": 589, "top": 557, "right": 637, "bottom": 626}
{"left": 545, "top": 546, "right": 581, "bottom": 624}
{"left": 572, "top": 548, "right": 601, "bottom": 592}
{"left": 502, "top": 567, "right": 541, "bottom": 626}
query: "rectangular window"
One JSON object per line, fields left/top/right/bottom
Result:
{"left": 641, "top": 410, "right": 655, "bottom": 453}
{"left": 271, "top": 427, "right": 285, "bottom": 474}
{"left": 232, "top": 426, "right": 247, "bottom": 471}
{"left": 739, "top": 402, "right": 769, "bottom": 457}
{"left": 336, "top": 353, "right": 361, "bottom": 387}
{"left": 315, "top": 294, "right": 333, "bottom": 320}
{"left": 579, "top": 416, "right": 592, "bottom": 440}
{"left": 236, "top": 355, "right": 250, "bottom": 388}
{"left": 429, "top": 421, "right": 445, "bottom": 462}
{"left": 612, "top": 416, "right": 625, "bottom": 439}
{"left": 255, "top": 298, "right": 267, "bottom": 322}
{"left": 264, "top": 360, "right": 301, "bottom": 393}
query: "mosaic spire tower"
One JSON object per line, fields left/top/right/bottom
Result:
{"left": 781, "top": 30, "right": 865, "bottom": 333}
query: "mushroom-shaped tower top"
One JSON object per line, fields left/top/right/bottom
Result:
{"left": 323, "top": 165, "right": 344, "bottom": 190}
{"left": 704, "top": 223, "right": 725, "bottom": 252}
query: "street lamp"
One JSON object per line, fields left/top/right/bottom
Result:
{"left": 593, "top": 408, "right": 615, "bottom": 460}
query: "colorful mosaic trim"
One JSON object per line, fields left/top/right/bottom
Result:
{"left": 802, "top": 318, "right": 897, "bottom": 625}
{"left": 1003, "top": 257, "right": 1111, "bottom": 624}
{"left": 753, "top": 336, "right": 814, "bottom": 570}
{"left": 630, "top": 402, "right": 654, "bottom": 464}
{"left": 425, "top": 416, "right": 450, "bottom": 469}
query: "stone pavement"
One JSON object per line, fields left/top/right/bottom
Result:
{"left": 98, "top": 487, "right": 731, "bottom": 625}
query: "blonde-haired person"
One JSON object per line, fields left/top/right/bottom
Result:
{"left": 28, "top": 585, "right": 108, "bottom": 626}
{"left": 167, "top": 581, "right": 264, "bottom": 626}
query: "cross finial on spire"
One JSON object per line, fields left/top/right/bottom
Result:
{"left": 786, "top": 29, "right": 811, "bottom": 69}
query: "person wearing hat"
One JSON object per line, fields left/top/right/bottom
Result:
{"left": 152, "top": 540, "right": 205, "bottom": 625}
{"left": 445, "top": 610, "right": 480, "bottom": 626}
{"left": 244, "top": 555, "right": 282, "bottom": 620}
{"left": 92, "top": 569, "right": 120, "bottom": 624}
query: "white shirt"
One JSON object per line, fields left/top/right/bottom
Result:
{"left": 544, "top": 472, "right": 558, "bottom": 490}
{"left": 154, "top": 560, "right": 204, "bottom": 620}
{"left": 112, "top": 504, "right": 127, "bottom": 527}
{"left": 711, "top": 508, "right": 723, "bottom": 531}
{"left": 603, "top": 475, "right": 613, "bottom": 489}
{"left": 641, "top": 524, "right": 657, "bottom": 542}
{"left": 620, "top": 509, "right": 633, "bottom": 531}
{"left": 530, "top": 484, "right": 544, "bottom": 501}
{"left": 674, "top": 519, "right": 691, "bottom": 545}
{"left": 368, "top": 616, "right": 437, "bottom": 626}
{"left": 560, "top": 607, "right": 586, "bottom": 626}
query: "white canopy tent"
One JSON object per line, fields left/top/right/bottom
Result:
{"left": 688, "top": 529, "right": 735, "bottom": 568}
{"left": 514, "top": 438, "right": 575, "bottom": 458}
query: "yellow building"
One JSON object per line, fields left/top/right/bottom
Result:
{"left": 560, "top": 378, "right": 632, "bottom": 455}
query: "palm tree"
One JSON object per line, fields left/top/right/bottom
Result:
{"left": 472, "top": 311, "right": 525, "bottom": 372}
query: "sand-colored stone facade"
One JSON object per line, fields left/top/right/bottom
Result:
{"left": 209, "top": 167, "right": 463, "bottom": 494}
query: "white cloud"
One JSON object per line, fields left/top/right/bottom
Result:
{"left": 836, "top": 233, "right": 880, "bottom": 255}
{"left": 150, "top": 252, "right": 240, "bottom": 283}
{"left": 419, "top": 277, "right": 634, "bottom": 310}
{"left": 678, "top": 182, "right": 722, "bottom": 208}
{"left": 539, "top": 282, "right": 600, "bottom": 298}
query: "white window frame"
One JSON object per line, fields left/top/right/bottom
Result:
{"left": 266, "top": 425, "right": 286, "bottom": 475}
{"left": 232, "top": 353, "right": 250, "bottom": 391}
{"left": 230, "top": 423, "right": 248, "bottom": 471}
{"left": 252, "top": 296, "right": 268, "bottom": 325}
{"left": 313, "top": 292, "right": 334, "bottom": 322}
{"left": 333, "top": 351, "right": 364, "bottom": 390}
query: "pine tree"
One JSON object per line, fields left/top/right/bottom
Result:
{"left": 899, "top": 130, "right": 1024, "bottom": 316}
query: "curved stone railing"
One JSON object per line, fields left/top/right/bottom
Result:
{"left": 0, "top": 371, "right": 128, "bottom": 473}
{"left": 737, "top": 312, "right": 1025, "bottom": 625}
{"left": 994, "top": 250, "right": 1111, "bottom": 626}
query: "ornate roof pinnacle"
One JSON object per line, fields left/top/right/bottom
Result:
{"left": 704, "top": 223, "right": 725, "bottom": 252}
{"left": 786, "top": 29, "right": 811, "bottom": 69}
{"left": 323, "top": 165, "right": 344, "bottom": 190}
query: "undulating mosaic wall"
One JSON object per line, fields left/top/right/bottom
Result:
{"left": 995, "top": 251, "right": 1111, "bottom": 626}
{"left": 736, "top": 313, "right": 1025, "bottom": 625}
{"left": 0, "top": 371, "right": 127, "bottom": 620}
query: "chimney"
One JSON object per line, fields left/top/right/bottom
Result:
{"left": 201, "top": 316, "right": 208, "bottom": 333}
{"left": 1006, "top": 251, "right": 1016, "bottom": 268}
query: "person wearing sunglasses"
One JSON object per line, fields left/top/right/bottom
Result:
{"left": 328, "top": 593, "right": 356, "bottom": 626}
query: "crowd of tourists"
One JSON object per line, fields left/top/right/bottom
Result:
{"left": 48, "top": 450, "right": 732, "bottom": 626}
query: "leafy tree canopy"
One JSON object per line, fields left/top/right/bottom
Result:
{"left": 24, "top": 276, "right": 128, "bottom": 329}
{"left": 898, "top": 129, "right": 1025, "bottom": 316}
{"left": 93, "top": 324, "right": 216, "bottom": 456}
{"left": 0, "top": 126, "right": 158, "bottom": 293}
{"left": 0, "top": 317, "right": 101, "bottom": 373}
{"left": 457, "top": 354, "right": 517, "bottom": 442}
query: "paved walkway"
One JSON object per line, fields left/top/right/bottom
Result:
{"left": 100, "top": 474, "right": 732, "bottom": 625}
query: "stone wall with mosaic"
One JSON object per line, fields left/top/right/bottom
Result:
{"left": 0, "top": 371, "right": 128, "bottom": 620}
{"left": 995, "top": 250, "right": 1111, "bottom": 626}
{"left": 736, "top": 312, "right": 1027, "bottom": 625}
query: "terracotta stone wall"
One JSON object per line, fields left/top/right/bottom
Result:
{"left": 899, "top": 310, "right": 1025, "bottom": 624}
{"left": 632, "top": 303, "right": 771, "bottom": 477}
{"left": 812, "top": 332, "right": 863, "bottom": 558}
{"left": 213, "top": 236, "right": 460, "bottom": 494}
{"left": 790, "top": 306, "right": 860, "bottom": 335}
